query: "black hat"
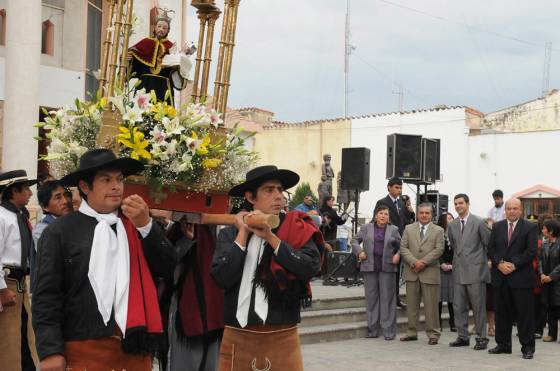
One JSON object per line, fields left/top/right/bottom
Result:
{"left": 60, "top": 149, "right": 144, "bottom": 187}
{"left": 0, "top": 170, "right": 37, "bottom": 192}
{"left": 228, "top": 165, "right": 299, "bottom": 197}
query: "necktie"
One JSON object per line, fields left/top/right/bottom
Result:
{"left": 394, "top": 199, "right": 399, "bottom": 212}
{"left": 420, "top": 225, "right": 426, "bottom": 240}
{"left": 508, "top": 222, "right": 514, "bottom": 245}
{"left": 460, "top": 219, "right": 465, "bottom": 234}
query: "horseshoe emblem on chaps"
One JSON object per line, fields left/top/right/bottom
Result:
{"left": 251, "top": 357, "right": 272, "bottom": 371}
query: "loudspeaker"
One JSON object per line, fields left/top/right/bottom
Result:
{"left": 418, "top": 191, "right": 448, "bottom": 221}
{"left": 432, "top": 138, "right": 441, "bottom": 181}
{"left": 325, "top": 251, "right": 358, "bottom": 279}
{"left": 341, "top": 147, "right": 370, "bottom": 191}
{"left": 386, "top": 134, "right": 422, "bottom": 180}
{"left": 422, "top": 138, "right": 438, "bottom": 184}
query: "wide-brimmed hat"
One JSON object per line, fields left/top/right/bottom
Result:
{"left": 60, "top": 149, "right": 144, "bottom": 187}
{"left": 0, "top": 169, "right": 37, "bottom": 192}
{"left": 229, "top": 165, "right": 299, "bottom": 197}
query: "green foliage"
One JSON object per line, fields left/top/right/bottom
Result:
{"left": 289, "top": 182, "right": 318, "bottom": 209}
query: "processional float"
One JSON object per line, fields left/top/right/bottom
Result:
{"left": 89, "top": 0, "right": 277, "bottom": 229}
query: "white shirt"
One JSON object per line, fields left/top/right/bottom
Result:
{"left": 419, "top": 222, "right": 431, "bottom": 239}
{"left": 507, "top": 219, "right": 519, "bottom": 232}
{"left": 336, "top": 222, "right": 352, "bottom": 239}
{"left": 459, "top": 213, "right": 470, "bottom": 230}
{"left": 0, "top": 205, "right": 25, "bottom": 290}
{"left": 488, "top": 205, "right": 505, "bottom": 222}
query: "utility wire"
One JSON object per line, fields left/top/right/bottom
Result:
{"left": 376, "top": 0, "right": 560, "bottom": 52}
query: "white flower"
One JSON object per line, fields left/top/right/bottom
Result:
{"left": 149, "top": 126, "right": 167, "bottom": 143}
{"left": 108, "top": 95, "right": 125, "bottom": 115}
{"left": 134, "top": 90, "right": 152, "bottom": 111}
{"left": 163, "top": 117, "right": 183, "bottom": 135}
{"left": 164, "top": 139, "right": 178, "bottom": 157}
{"left": 209, "top": 109, "right": 223, "bottom": 128}
{"left": 122, "top": 104, "right": 144, "bottom": 123}
{"left": 185, "top": 136, "right": 200, "bottom": 155}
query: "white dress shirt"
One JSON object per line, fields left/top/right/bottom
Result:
{"left": 488, "top": 205, "right": 505, "bottom": 222}
{"left": 0, "top": 205, "right": 24, "bottom": 290}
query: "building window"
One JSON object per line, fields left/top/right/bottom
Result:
{"left": 42, "top": 20, "right": 54, "bottom": 55}
{"left": 85, "top": 1, "right": 102, "bottom": 98}
{"left": 0, "top": 10, "right": 6, "bottom": 46}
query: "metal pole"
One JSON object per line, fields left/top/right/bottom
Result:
{"left": 98, "top": 0, "right": 116, "bottom": 97}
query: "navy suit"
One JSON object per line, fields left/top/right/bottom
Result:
{"left": 488, "top": 218, "right": 538, "bottom": 351}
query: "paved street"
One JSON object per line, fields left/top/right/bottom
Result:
{"left": 302, "top": 330, "right": 560, "bottom": 371}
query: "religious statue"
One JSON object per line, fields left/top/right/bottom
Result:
{"left": 128, "top": 7, "right": 194, "bottom": 105}
{"left": 336, "top": 171, "right": 354, "bottom": 212}
{"left": 321, "top": 154, "right": 335, "bottom": 182}
{"left": 317, "top": 175, "right": 332, "bottom": 206}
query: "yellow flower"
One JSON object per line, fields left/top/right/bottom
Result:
{"left": 202, "top": 158, "right": 222, "bottom": 169}
{"left": 97, "top": 97, "right": 108, "bottom": 110}
{"left": 117, "top": 126, "right": 151, "bottom": 160}
{"left": 196, "top": 134, "right": 211, "bottom": 155}
{"left": 166, "top": 105, "right": 177, "bottom": 118}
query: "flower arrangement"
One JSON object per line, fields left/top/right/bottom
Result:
{"left": 36, "top": 98, "right": 106, "bottom": 179}
{"left": 38, "top": 78, "right": 258, "bottom": 192}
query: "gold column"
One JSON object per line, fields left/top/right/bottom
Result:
{"left": 191, "top": 11, "right": 208, "bottom": 102}
{"left": 116, "top": 0, "right": 135, "bottom": 90}
{"left": 212, "top": 0, "right": 230, "bottom": 109}
{"left": 199, "top": 9, "right": 221, "bottom": 102}
{"left": 98, "top": 0, "right": 116, "bottom": 97}
{"left": 106, "top": 0, "right": 125, "bottom": 98}
{"left": 218, "top": 0, "right": 241, "bottom": 114}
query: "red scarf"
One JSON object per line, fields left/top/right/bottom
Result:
{"left": 272, "top": 211, "right": 324, "bottom": 298}
{"left": 120, "top": 215, "right": 163, "bottom": 335}
{"left": 178, "top": 225, "right": 224, "bottom": 337}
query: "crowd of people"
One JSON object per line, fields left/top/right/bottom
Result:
{"left": 0, "top": 149, "right": 554, "bottom": 370}
{"left": 350, "top": 179, "right": 546, "bottom": 360}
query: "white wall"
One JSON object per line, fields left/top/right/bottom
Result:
{"left": 351, "top": 108, "right": 468, "bottom": 219}
{"left": 0, "top": 57, "right": 84, "bottom": 108}
{"left": 467, "top": 130, "right": 560, "bottom": 216}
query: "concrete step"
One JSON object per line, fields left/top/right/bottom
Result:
{"left": 299, "top": 313, "right": 454, "bottom": 345}
{"left": 300, "top": 302, "right": 446, "bottom": 328}
{"left": 307, "top": 295, "right": 365, "bottom": 311}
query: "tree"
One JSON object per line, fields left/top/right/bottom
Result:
{"left": 289, "top": 182, "right": 318, "bottom": 209}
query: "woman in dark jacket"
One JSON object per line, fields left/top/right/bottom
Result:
{"left": 351, "top": 205, "right": 401, "bottom": 340}
{"left": 320, "top": 196, "right": 347, "bottom": 244}
{"left": 438, "top": 212, "right": 456, "bottom": 332}
{"left": 538, "top": 218, "right": 560, "bottom": 342}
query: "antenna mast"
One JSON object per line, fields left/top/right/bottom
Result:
{"left": 542, "top": 41, "right": 552, "bottom": 96}
{"left": 344, "top": 0, "right": 350, "bottom": 117}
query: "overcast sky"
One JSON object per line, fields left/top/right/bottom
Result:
{"left": 187, "top": 0, "right": 560, "bottom": 122}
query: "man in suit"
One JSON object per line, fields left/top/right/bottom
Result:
{"left": 447, "top": 194, "right": 491, "bottom": 350}
{"left": 399, "top": 203, "right": 444, "bottom": 345}
{"left": 487, "top": 198, "right": 538, "bottom": 360}
{"left": 375, "top": 177, "right": 413, "bottom": 307}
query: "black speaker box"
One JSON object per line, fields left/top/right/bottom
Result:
{"left": 432, "top": 138, "right": 441, "bottom": 181}
{"left": 386, "top": 134, "right": 422, "bottom": 180}
{"left": 418, "top": 191, "right": 448, "bottom": 221}
{"left": 422, "top": 138, "right": 438, "bottom": 184}
{"left": 325, "top": 251, "right": 358, "bottom": 279}
{"left": 341, "top": 147, "right": 370, "bottom": 191}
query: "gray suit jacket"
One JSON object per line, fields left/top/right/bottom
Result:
{"left": 448, "top": 214, "right": 491, "bottom": 284}
{"left": 400, "top": 222, "right": 444, "bottom": 284}
{"left": 351, "top": 223, "right": 401, "bottom": 273}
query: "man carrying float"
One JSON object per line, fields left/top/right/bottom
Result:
{"left": 211, "top": 166, "right": 323, "bottom": 371}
